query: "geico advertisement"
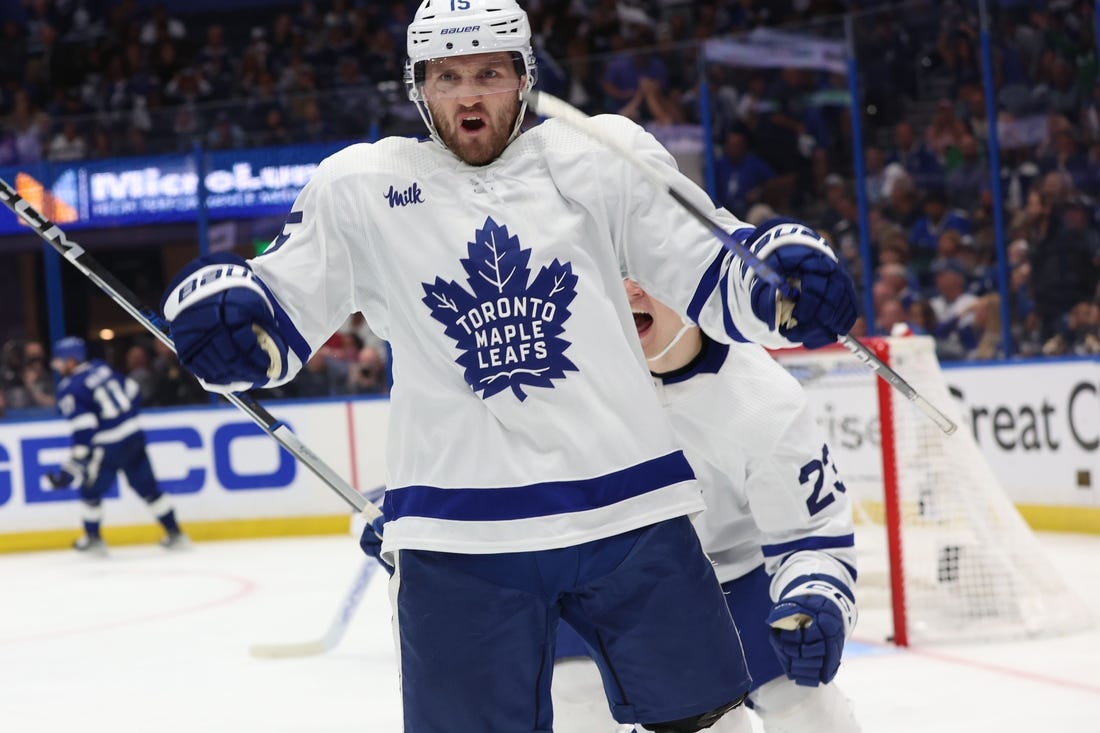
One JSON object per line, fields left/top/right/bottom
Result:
{"left": 0, "top": 399, "right": 390, "bottom": 534}
{"left": 800, "top": 358, "right": 1099, "bottom": 507}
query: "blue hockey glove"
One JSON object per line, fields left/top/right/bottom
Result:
{"left": 766, "top": 574, "right": 857, "bottom": 687}
{"left": 46, "top": 470, "right": 75, "bottom": 489}
{"left": 358, "top": 514, "right": 393, "bottom": 576}
{"left": 746, "top": 219, "right": 858, "bottom": 349}
{"left": 161, "top": 253, "right": 290, "bottom": 392}
{"left": 45, "top": 459, "right": 86, "bottom": 490}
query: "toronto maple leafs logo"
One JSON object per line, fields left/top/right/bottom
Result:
{"left": 422, "top": 216, "right": 579, "bottom": 401}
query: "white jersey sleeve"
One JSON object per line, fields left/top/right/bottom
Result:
{"left": 245, "top": 117, "right": 793, "bottom": 558}
{"left": 652, "top": 340, "right": 856, "bottom": 595}
{"left": 586, "top": 116, "right": 787, "bottom": 350}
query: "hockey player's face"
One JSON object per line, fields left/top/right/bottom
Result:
{"left": 423, "top": 52, "right": 524, "bottom": 166}
{"left": 623, "top": 279, "right": 690, "bottom": 360}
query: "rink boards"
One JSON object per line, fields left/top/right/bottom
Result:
{"left": 0, "top": 397, "right": 389, "bottom": 552}
{"left": 788, "top": 353, "right": 1099, "bottom": 533}
{"left": 0, "top": 356, "right": 1097, "bottom": 552}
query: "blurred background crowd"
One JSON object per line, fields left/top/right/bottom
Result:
{"left": 0, "top": 0, "right": 1098, "bottom": 419}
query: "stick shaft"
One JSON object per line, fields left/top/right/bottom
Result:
{"left": 526, "top": 91, "right": 957, "bottom": 435}
{"left": 0, "top": 178, "right": 380, "bottom": 516}
{"left": 250, "top": 559, "right": 378, "bottom": 659}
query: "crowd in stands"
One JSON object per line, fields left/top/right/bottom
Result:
{"left": 0, "top": 313, "right": 388, "bottom": 418}
{"left": 0, "top": 0, "right": 1098, "bottom": 419}
{"left": 700, "top": 0, "right": 1100, "bottom": 361}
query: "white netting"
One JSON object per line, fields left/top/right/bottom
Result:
{"left": 774, "top": 335, "right": 1091, "bottom": 645}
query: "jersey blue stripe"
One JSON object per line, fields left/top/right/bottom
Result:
{"left": 686, "top": 248, "right": 726, "bottom": 324}
{"left": 258, "top": 282, "right": 312, "bottom": 367}
{"left": 779, "top": 572, "right": 856, "bottom": 604}
{"left": 761, "top": 533, "right": 856, "bottom": 558}
{"left": 717, "top": 262, "right": 748, "bottom": 342}
{"left": 383, "top": 451, "right": 695, "bottom": 522}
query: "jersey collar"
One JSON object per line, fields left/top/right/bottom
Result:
{"left": 651, "top": 334, "right": 729, "bottom": 385}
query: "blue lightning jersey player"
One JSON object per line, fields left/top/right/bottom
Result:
{"left": 49, "top": 337, "right": 188, "bottom": 555}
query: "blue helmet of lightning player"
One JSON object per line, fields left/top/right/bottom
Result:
{"left": 404, "top": 0, "right": 538, "bottom": 148}
{"left": 52, "top": 336, "right": 87, "bottom": 364}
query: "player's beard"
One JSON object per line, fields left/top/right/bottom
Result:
{"left": 430, "top": 94, "right": 520, "bottom": 166}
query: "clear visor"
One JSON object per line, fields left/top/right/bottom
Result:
{"left": 417, "top": 55, "right": 525, "bottom": 101}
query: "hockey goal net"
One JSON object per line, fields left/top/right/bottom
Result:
{"left": 772, "top": 335, "right": 1089, "bottom": 646}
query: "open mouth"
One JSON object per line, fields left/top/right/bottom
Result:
{"left": 460, "top": 116, "right": 486, "bottom": 132}
{"left": 633, "top": 310, "right": 653, "bottom": 336}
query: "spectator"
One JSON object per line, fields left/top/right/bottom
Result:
{"left": 937, "top": 26, "right": 981, "bottom": 96}
{"left": 924, "top": 99, "right": 967, "bottom": 164}
{"left": 714, "top": 129, "right": 775, "bottom": 214}
{"left": 5, "top": 89, "right": 49, "bottom": 164}
{"left": 291, "top": 351, "right": 339, "bottom": 398}
{"left": 599, "top": 30, "right": 669, "bottom": 119}
{"left": 21, "top": 339, "right": 56, "bottom": 408}
{"left": 206, "top": 111, "right": 247, "bottom": 150}
{"left": 618, "top": 75, "right": 682, "bottom": 126}
{"left": 969, "top": 293, "right": 1004, "bottom": 360}
{"left": 347, "top": 344, "right": 387, "bottom": 394}
{"left": 1038, "top": 126, "right": 1091, "bottom": 192}
{"left": 125, "top": 343, "right": 156, "bottom": 402}
{"left": 294, "top": 97, "right": 329, "bottom": 142}
{"left": 876, "top": 262, "right": 921, "bottom": 311}
{"left": 907, "top": 297, "right": 936, "bottom": 337}
{"left": 1042, "top": 299, "right": 1100, "bottom": 356}
{"left": 887, "top": 120, "right": 942, "bottom": 189}
{"left": 148, "top": 339, "right": 206, "bottom": 406}
{"left": 171, "top": 104, "right": 202, "bottom": 149}
{"left": 139, "top": 3, "right": 186, "bottom": 46}
{"left": 928, "top": 258, "right": 980, "bottom": 361}
{"left": 910, "top": 189, "right": 971, "bottom": 260}
{"left": 880, "top": 170, "right": 922, "bottom": 230}
{"left": 875, "top": 296, "right": 913, "bottom": 336}
{"left": 195, "top": 23, "right": 235, "bottom": 99}
{"left": 254, "top": 106, "right": 292, "bottom": 148}
{"left": 956, "top": 235, "right": 996, "bottom": 296}
{"left": 165, "top": 67, "right": 212, "bottom": 107}
{"left": 863, "top": 145, "right": 890, "bottom": 205}
{"left": 46, "top": 119, "right": 88, "bottom": 161}
{"left": 1030, "top": 196, "right": 1100, "bottom": 341}
{"left": 945, "top": 134, "right": 988, "bottom": 211}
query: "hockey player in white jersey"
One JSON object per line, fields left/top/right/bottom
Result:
{"left": 554, "top": 279, "right": 861, "bottom": 732}
{"left": 160, "top": 1, "right": 858, "bottom": 730}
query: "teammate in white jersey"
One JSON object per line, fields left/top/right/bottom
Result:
{"left": 554, "top": 280, "right": 861, "bottom": 732}
{"left": 160, "top": 1, "right": 858, "bottom": 730}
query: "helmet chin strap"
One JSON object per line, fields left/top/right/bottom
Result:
{"left": 646, "top": 316, "right": 695, "bottom": 363}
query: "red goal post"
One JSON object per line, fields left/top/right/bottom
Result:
{"left": 771, "top": 335, "right": 1090, "bottom": 646}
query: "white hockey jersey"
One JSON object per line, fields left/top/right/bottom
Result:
{"left": 250, "top": 115, "right": 792, "bottom": 556}
{"left": 649, "top": 337, "right": 856, "bottom": 599}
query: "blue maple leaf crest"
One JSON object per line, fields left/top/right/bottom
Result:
{"left": 421, "top": 216, "right": 580, "bottom": 401}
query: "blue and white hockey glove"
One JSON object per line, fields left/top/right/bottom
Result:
{"left": 161, "top": 253, "right": 290, "bottom": 393}
{"left": 358, "top": 514, "right": 393, "bottom": 576}
{"left": 766, "top": 574, "right": 857, "bottom": 687}
{"left": 45, "top": 458, "right": 87, "bottom": 490}
{"left": 746, "top": 219, "right": 858, "bottom": 349}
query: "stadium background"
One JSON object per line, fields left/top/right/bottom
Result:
{"left": 0, "top": 0, "right": 1096, "bottom": 548}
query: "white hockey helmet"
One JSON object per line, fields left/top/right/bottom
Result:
{"left": 404, "top": 0, "right": 538, "bottom": 146}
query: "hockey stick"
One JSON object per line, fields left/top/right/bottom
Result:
{"left": 249, "top": 485, "right": 385, "bottom": 658}
{"left": 525, "top": 91, "right": 957, "bottom": 436}
{"left": 0, "top": 178, "right": 382, "bottom": 519}
{"left": 250, "top": 558, "right": 380, "bottom": 658}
